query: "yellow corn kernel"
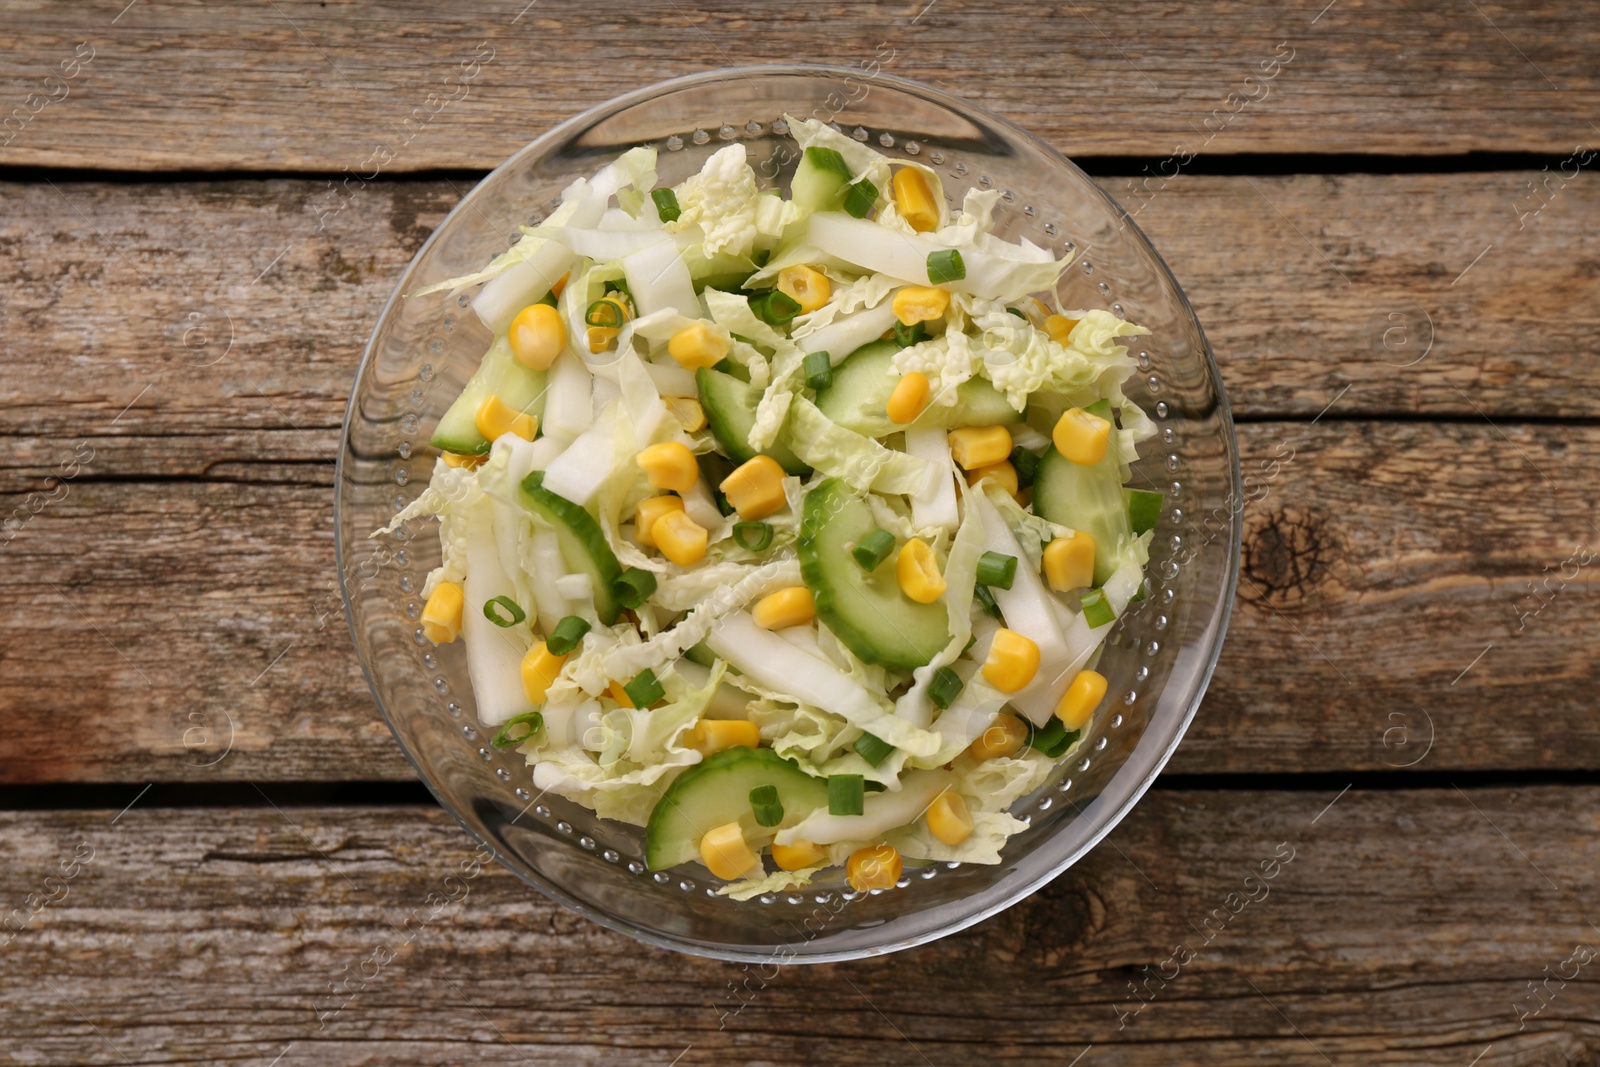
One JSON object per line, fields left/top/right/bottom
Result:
{"left": 925, "top": 790, "right": 973, "bottom": 846}
{"left": 664, "top": 396, "right": 707, "bottom": 433}
{"left": 1044, "top": 314, "right": 1080, "bottom": 345}
{"left": 771, "top": 839, "right": 828, "bottom": 872}
{"left": 441, "top": 451, "right": 486, "bottom": 469}
{"left": 891, "top": 167, "right": 940, "bottom": 233}
{"left": 948, "top": 425, "right": 1014, "bottom": 470}
{"left": 636, "top": 441, "right": 700, "bottom": 495}
{"left": 982, "top": 627, "right": 1041, "bottom": 693}
{"left": 886, "top": 371, "right": 931, "bottom": 425}
{"left": 1043, "top": 531, "right": 1097, "bottom": 592}
{"left": 1053, "top": 407, "right": 1111, "bottom": 466}
{"left": 896, "top": 537, "right": 947, "bottom": 604}
{"left": 891, "top": 286, "right": 950, "bottom": 327}
{"left": 686, "top": 718, "right": 761, "bottom": 756}
{"left": 520, "top": 641, "right": 567, "bottom": 704}
{"left": 420, "top": 581, "right": 464, "bottom": 644}
{"left": 607, "top": 679, "right": 635, "bottom": 708}
{"left": 585, "top": 295, "right": 631, "bottom": 353}
{"left": 667, "top": 321, "right": 730, "bottom": 370}
{"left": 633, "top": 494, "right": 684, "bottom": 549}
{"left": 508, "top": 302, "right": 566, "bottom": 370}
{"left": 700, "top": 820, "right": 761, "bottom": 880}
{"left": 967, "top": 712, "right": 1029, "bottom": 761}
{"left": 777, "top": 265, "right": 831, "bottom": 314}
{"left": 847, "top": 844, "right": 902, "bottom": 892}
{"left": 474, "top": 394, "right": 536, "bottom": 443}
{"left": 752, "top": 586, "right": 815, "bottom": 630}
{"left": 965, "top": 459, "right": 1019, "bottom": 498}
{"left": 719, "top": 455, "right": 787, "bottom": 521}
{"left": 652, "top": 509, "right": 708, "bottom": 566}
{"left": 1055, "top": 669, "right": 1108, "bottom": 731}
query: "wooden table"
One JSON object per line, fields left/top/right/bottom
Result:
{"left": 3, "top": 2, "right": 1597, "bottom": 1063}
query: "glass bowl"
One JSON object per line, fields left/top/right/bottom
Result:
{"left": 337, "top": 65, "right": 1240, "bottom": 962}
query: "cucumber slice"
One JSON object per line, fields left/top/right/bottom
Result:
{"left": 695, "top": 367, "right": 811, "bottom": 476}
{"left": 813, "top": 340, "right": 1021, "bottom": 437}
{"left": 517, "top": 471, "right": 623, "bottom": 624}
{"left": 645, "top": 746, "right": 829, "bottom": 871}
{"left": 790, "top": 146, "right": 852, "bottom": 214}
{"left": 798, "top": 478, "right": 949, "bottom": 669}
{"left": 429, "top": 336, "right": 547, "bottom": 455}
{"left": 1033, "top": 445, "right": 1136, "bottom": 587}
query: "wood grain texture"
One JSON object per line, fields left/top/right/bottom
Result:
{"left": 3, "top": 789, "right": 1597, "bottom": 1064}
{"left": 0, "top": 0, "right": 1598, "bottom": 171}
{"left": 1, "top": 421, "right": 1594, "bottom": 783}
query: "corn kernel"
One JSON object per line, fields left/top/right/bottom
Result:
{"left": 685, "top": 718, "right": 761, "bottom": 756}
{"left": 441, "top": 451, "right": 486, "bottom": 469}
{"left": 1055, "top": 669, "right": 1108, "bottom": 731}
{"left": 1044, "top": 314, "right": 1080, "bottom": 345}
{"left": 847, "top": 844, "right": 902, "bottom": 892}
{"left": 965, "top": 459, "right": 1019, "bottom": 497}
{"left": 982, "top": 627, "right": 1041, "bottom": 693}
{"left": 891, "top": 167, "right": 940, "bottom": 233}
{"left": 520, "top": 640, "right": 567, "bottom": 704}
{"left": 896, "top": 537, "right": 947, "bottom": 604}
{"left": 700, "top": 820, "right": 761, "bottom": 880}
{"left": 607, "top": 679, "right": 635, "bottom": 708}
{"left": 474, "top": 394, "right": 536, "bottom": 443}
{"left": 777, "top": 265, "right": 832, "bottom": 314}
{"left": 1053, "top": 407, "right": 1111, "bottom": 466}
{"left": 967, "top": 712, "right": 1029, "bottom": 761}
{"left": 1043, "top": 532, "right": 1097, "bottom": 592}
{"left": 752, "top": 586, "right": 815, "bottom": 630}
{"left": 664, "top": 396, "right": 707, "bottom": 433}
{"left": 886, "top": 371, "right": 931, "bottom": 425}
{"left": 586, "top": 295, "right": 631, "bottom": 353}
{"left": 771, "top": 839, "right": 827, "bottom": 872}
{"left": 652, "top": 509, "right": 709, "bottom": 566}
{"left": 719, "top": 455, "right": 787, "bottom": 521}
{"left": 891, "top": 286, "right": 950, "bottom": 327}
{"left": 508, "top": 302, "right": 566, "bottom": 370}
{"left": 667, "top": 321, "right": 730, "bottom": 370}
{"left": 925, "top": 790, "right": 973, "bottom": 846}
{"left": 634, "top": 494, "right": 684, "bottom": 549}
{"left": 637, "top": 441, "right": 700, "bottom": 495}
{"left": 420, "top": 581, "right": 464, "bottom": 644}
{"left": 948, "top": 425, "right": 1013, "bottom": 470}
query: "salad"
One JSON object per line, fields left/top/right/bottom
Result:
{"left": 379, "top": 116, "right": 1159, "bottom": 900}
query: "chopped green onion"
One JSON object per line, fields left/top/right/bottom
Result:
{"left": 711, "top": 357, "right": 739, "bottom": 377}
{"left": 749, "top": 784, "right": 784, "bottom": 827}
{"left": 864, "top": 780, "right": 888, "bottom": 793}
{"left": 891, "top": 319, "right": 928, "bottom": 348}
{"left": 537, "top": 290, "right": 559, "bottom": 308}
{"left": 623, "top": 668, "right": 665, "bottom": 708}
{"left": 651, "top": 187, "right": 681, "bottom": 223}
{"left": 732, "top": 521, "right": 774, "bottom": 552}
{"left": 1005, "top": 306, "right": 1028, "bottom": 319}
{"left": 853, "top": 733, "right": 894, "bottom": 767}
{"left": 926, "top": 248, "right": 966, "bottom": 284}
{"left": 1010, "top": 446, "right": 1041, "bottom": 487}
{"left": 482, "top": 596, "right": 526, "bottom": 627}
{"left": 976, "top": 551, "right": 1018, "bottom": 590}
{"left": 842, "top": 178, "right": 878, "bottom": 218}
{"left": 852, "top": 528, "right": 895, "bottom": 572}
{"left": 1027, "top": 717, "right": 1081, "bottom": 759}
{"left": 928, "top": 666, "right": 964, "bottom": 710}
{"left": 1080, "top": 587, "right": 1115, "bottom": 627}
{"left": 974, "top": 583, "right": 1002, "bottom": 619}
{"left": 1126, "top": 489, "right": 1165, "bottom": 535}
{"left": 585, "top": 299, "right": 625, "bottom": 328}
{"left": 1084, "top": 397, "right": 1114, "bottom": 421}
{"left": 963, "top": 634, "right": 977, "bottom": 655}
{"left": 828, "top": 774, "right": 865, "bottom": 816}
{"left": 805, "top": 145, "right": 852, "bottom": 179}
{"left": 803, "top": 350, "right": 833, "bottom": 391}
{"left": 750, "top": 290, "right": 801, "bottom": 326}
{"left": 753, "top": 248, "right": 772, "bottom": 268}
{"left": 545, "top": 615, "right": 591, "bottom": 656}
{"left": 491, "top": 711, "right": 544, "bottom": 749}
{"left": 713, "top": 490, "right": 737, "bottom": 516}
{"left": 683, "top": 640, "right": 717, "bottom": 668}
{"left": 613, "top": 567, "right": 657, "bottom": 609}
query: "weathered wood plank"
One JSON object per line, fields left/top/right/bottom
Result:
{"left": 2, "top": 0, "right": 1597, "bottom": 169}
{"left": 1, "top": 421, "right": 1594, "bottom": 782}
{"left": 2, "top": 170, "right": 1597, "bottom": 465}
{"left": 2, "top": 789, "right": 1596, "bottom": 1063}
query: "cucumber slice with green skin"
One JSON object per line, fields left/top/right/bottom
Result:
{"left": 790, "top": 146, "right": 852, "bottom": 214}
{"left": 429, "top": 336, "right": 547, "bottom": 455}
{"left": 695, "top": 367, "right": 812, "bottom": 476}
{"left": 813, "top": 340, "right": 1021, "bottom": 438}
{"left": 645, "top": 746, "right": 829, "bottom": 871}
{"left": 798, "top": 478, "right": 950, "bottom": 669}
{"left": 1033, "top": 444, "right": 1136, "bottom": 587}
{"left": 517, "top": 471, "right": 623, "bottom": 624}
